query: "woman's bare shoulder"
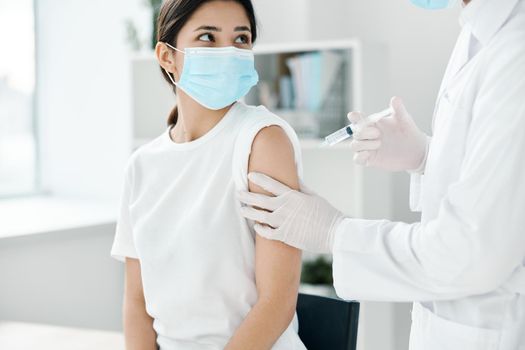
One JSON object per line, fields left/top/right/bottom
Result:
{"left": 248, "top": 125, "right": 299, "bottom": 193}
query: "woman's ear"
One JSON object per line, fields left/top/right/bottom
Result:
{"left": 155, "top": 42, "right": 179, "bottom": 80}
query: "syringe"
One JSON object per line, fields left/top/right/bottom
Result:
{"left": 321, "top": 107, "right": 393, "bottom": 147}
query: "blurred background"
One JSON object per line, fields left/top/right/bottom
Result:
{"left": 0, "top": 0, "right": 460, "bottom": 349}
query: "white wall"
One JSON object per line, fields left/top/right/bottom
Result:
{"left": 252, "top": 0, "right": 310, "bottom": 44}
{"left": 36, "top": 0, "right": 147, "bottom": 201}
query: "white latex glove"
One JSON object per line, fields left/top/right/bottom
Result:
{"left": 237, "top": 172, "right": 345, "bottom": 254}
{"left": 350, "top": 96, "right": 429, "bottom": 172}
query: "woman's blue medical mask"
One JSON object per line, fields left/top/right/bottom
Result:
{"left": 163, "top": 43, "right": 259, "bottom": 110}
{"left": 410, "top": 0, "right": 456, "bottom": 9}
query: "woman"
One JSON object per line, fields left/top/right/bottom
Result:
{"left": 110, "top": 0, "right": 307, "bottom": 349}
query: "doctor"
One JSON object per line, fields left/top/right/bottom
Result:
{"left": 237, "top": 0, "right": 525, "bottom": 348}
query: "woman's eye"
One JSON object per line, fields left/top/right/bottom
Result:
{"left": 235, "top": 35, "right": 250, "bottom": 44}
{"left": 198, "top": 33, "right": 214, "bottom": 42}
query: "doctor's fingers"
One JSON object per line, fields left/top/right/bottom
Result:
{"left": 240, "top": 206, "right": 282, "bottom": 228}
{"left": 247, "top": 172, "right": 293, "bottom": 196}
{"left": 352, "top": 125, "right": 381, "bottom": 141}
{"left": 253, "top": 223, "right": 282, "bottom": 241}
{"left": 350, "top": 139, "right": 381, "bottom": 153}
{"left": 347, "top": 111, "right": 364, "bottom": 124}
{"left": 237, "top": 191, "right": 280, "bottom": 211}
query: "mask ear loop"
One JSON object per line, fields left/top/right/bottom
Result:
{"left": 164, "top": 68, "right": 177, "bottom": 85}
{"left": 162, "top": 42, "right": 185, "bottom": 85}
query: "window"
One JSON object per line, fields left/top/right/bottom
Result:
{"left": 0, "top": 0, "right": 37, "bottom": 198}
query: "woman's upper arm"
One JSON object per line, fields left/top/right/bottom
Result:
{"left": 248, "top": 125, "right": 302, "bottom": 302}
{"left": 125, "top": 257, "right": 146, "bottom": 304}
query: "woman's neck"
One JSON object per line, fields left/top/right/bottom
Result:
{"left": 170, "top": 91, "right": 232, "bottom": 143}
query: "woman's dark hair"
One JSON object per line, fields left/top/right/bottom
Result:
{"left": 157, "top": 0, "right": 258, "bottom": 126}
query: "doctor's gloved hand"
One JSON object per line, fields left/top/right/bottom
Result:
{"left": 237, "top": 172, "right": 345, "bottom": 254}
{"left": 350, "top": 96, "right": 429, "bottom": 172}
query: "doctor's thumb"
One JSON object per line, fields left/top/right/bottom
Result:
{"left": 390, "top": 96, "right": 411, "bottom": 123}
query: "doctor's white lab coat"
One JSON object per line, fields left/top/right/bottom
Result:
{"left": 332, "top": 0, "right": 525, "bottom": 349}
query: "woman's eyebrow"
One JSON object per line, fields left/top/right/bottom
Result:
{"left": 194, "top": 25, "right": 221, "bottom": 32}
{"left": 234, "top": 26, "right": 251, "bottom": 32}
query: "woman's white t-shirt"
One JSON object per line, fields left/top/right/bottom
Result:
{"left": 110, "top": 101, "right": 307, "bottom": 350}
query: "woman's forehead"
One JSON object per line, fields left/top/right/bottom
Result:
{"left": 185, "top": 1, "right": 251, "bottom": 30}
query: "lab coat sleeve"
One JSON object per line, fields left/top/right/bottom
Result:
{"left": 333, "top": 51, "right": 525, "bottom": 302}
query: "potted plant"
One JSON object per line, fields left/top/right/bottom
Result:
{"left": 299, "top": 256, "right": 337, "bottom": 298}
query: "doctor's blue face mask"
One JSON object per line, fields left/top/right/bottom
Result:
{"left": 410, "top": 0, "right": 457, "bottom": 9}
{"left": 162, "top": 42, "right": 259, "bottom": 110}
